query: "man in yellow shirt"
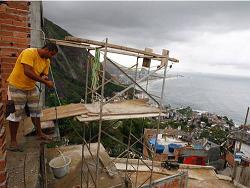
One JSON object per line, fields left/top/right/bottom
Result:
{"left": 6, "top": 43, "right": 58, "bottom": 151}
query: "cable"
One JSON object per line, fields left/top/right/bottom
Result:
{"left": 49, "top": 65, "right": 61, "bottom": 140}
{"left": 49, "top": 66, "right": 61, "bottom": 106}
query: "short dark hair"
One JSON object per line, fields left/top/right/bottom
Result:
{"left": 42, "top": 42, "right": 58, "bottom": 52}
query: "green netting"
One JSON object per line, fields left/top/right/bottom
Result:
{"left": 91, "top": 49, "right": 101, "bottom": 90}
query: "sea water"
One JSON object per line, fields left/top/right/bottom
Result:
{"left": 147, "top": 73, "right": 250, "bottom": 125}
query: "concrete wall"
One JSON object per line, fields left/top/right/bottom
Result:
{"left": 236, "top": 141, "right": 250, "bottom": 157}
{"left": 0, "top": 59, "right": 6, "bottom": 188}
{"left": 142, "top": 171, "right": 188, "bottom": 188}
{"left": 29, "top": 1, "right": 45, "bottom": 106}
{"left": 234, "top": 166, "right": 250, "bottom": 188}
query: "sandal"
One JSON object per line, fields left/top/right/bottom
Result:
{"left": 7, "top": 146, "right": 24, "bottom": 152}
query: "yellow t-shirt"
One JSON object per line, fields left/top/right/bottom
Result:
{"left": 7, "top": 48, "right": 50, "bottom": 90}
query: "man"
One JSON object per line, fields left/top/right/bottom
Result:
{"left": 6, "top": 43, "right": 58, "bottom": 151}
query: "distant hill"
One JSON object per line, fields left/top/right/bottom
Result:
{"left": 43, "top": 18, "right": 124, "bottom": 105}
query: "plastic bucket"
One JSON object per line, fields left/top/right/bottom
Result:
{"left": 49, "top": 156, "right": 71, "bottom": 178}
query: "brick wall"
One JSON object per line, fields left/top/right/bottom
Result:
{"left": 0, "top": 1, "right": 30, "bottom": 187}
{"left": 0, "top": 74, "right": 6, "bottom": 188}
{"left": 0, "top": 1, "right": 30, "bottom": 103}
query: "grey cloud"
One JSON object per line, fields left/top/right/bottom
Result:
{"left": 43, "top": 1, "right": 250, "bottom": 48}
{"left": 43, "top": 1, "right": 250, "bottom": 76}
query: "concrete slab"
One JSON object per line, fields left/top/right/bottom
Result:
{"left": 7, "top": 136, "right": 41, "bottom": 188}
{"left": 45, "top": 143, "right": 125, "bottom": 188}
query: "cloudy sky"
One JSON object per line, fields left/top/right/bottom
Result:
{"left": 43, "top": 1, "right": 250, "bottom": 77}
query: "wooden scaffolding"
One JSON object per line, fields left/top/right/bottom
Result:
{"left": 41, "top": 36, "right": 180, "bottom": 188}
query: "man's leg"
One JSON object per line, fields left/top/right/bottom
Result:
{"left": 9, "top": 121, "right": 19, "bottom": 147}
{"left": 31, "top": 117, "right": 51, "bottom": 140}
{"left": 28, "top": 87, "right": 51, "bottom": 140}
{"left": 6, "top": 85, "right": 25, "bottom": 149}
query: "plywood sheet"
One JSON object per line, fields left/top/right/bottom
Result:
{"left": 41, "top": 103, "right": 88, "bottom": 122}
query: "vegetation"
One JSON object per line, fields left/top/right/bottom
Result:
{"left": 199, "top": 127, "right": 228, "bottom": 145}
{"left": 177, "top": 106, "right": 193, "bottom": 118}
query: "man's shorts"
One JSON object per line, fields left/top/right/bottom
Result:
{"left": 6, "top": 84, "right": 42, "bottom": 122}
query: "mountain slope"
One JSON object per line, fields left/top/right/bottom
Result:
{"left": 43, "top": 18, "right": 124, "bottom": 105}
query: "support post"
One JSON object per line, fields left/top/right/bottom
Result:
{"left": 144, "top": 48, "right": 153, "bottom": 92}
{"left": 150, "top": 49, "right": 169, "bottom": 186}
{"left": 96, "top": 38, "right": 108, "bottom": 187}
{"left": 85, "top": 49, "right": 90, "bottom": 104}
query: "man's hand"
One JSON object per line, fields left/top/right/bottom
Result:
{"left": 44, "top": 80, "right": 54, "bottom": 88}
{"left": 23, "top": 64, "right": 53, "bottom": 88}
{"left": 41, "top": 75, "right": 49, "bottom": 80}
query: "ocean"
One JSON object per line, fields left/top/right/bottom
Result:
{"left": 147, "top": 73, "right": 250, "bottom": 125}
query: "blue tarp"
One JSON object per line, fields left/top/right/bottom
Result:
{"left": 168, "top": 143, "right": 182, "bottom": 153}
{"left": 149, "top": 138, "right": 165, "bottom": 154}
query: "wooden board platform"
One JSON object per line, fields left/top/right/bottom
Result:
{"left": 41, "top": 100, "right": 164, "bottom": 122}
{"left": 41, "top": 103, "right": 88, "bottom": 122}
{"left": 85, "top": 99, "right": 160, "bottom": 115}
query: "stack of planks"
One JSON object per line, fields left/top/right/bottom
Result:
{"left": 40, "top": 99, "right": 165, "bottom": 122}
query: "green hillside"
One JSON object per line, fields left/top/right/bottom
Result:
{"left": 43, "top": 18, "right": 124, "bottom": 105}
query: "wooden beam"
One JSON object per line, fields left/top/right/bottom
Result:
{"left": 142, "top": 48, "right": 153, "bottom": 68}
{"left": 76, "top": 113, "right": 166, "bottom": 122}
{"left": 49, "top": 38, "right": 96, "bottom": 50}
{"left": 48, "top": 38, "right": 179, "bottom": 63}
{"left": 65, "top": 36, "right": 167, "bottom": 58}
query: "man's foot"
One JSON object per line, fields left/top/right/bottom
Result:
{"left": 7, "top": 143, "right": 24, "bottom": 152}
{"left": 9, "top": 142, "right": 18, "bottom": 148}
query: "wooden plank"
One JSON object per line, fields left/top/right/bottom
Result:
{"left": 41, "top": 100, "right": 164, "bottom": 122}
{"left": 99, "top": 144, "right": 118, "bottom": 177}
{"left": 76, "top": 113, "right": 166, "bottom": 122}
{"left": 142, "top": 48, "right": 153, "bottom": 67}
{"left": 65, "top": 36, "right": 168, "bottom": 59}
{"left": 161, "top": 49, "right": 169, "bottom": 66}
{"left": 85, "top": 99, "right": 161, "bottom": 115}
{"left": 115, "top": 163, "right": 154, "bottom": 172}
{"left": 41, "top": 103, "right": 88, "bottom": 122}
{"left": 50, "top": 39, "right": 179, "bottom": 63}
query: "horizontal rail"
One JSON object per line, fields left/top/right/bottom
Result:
{"left": 48, "top": 38, "right": 179, "bottom": 63}
{"left": 65, "top": 36, "right": 179, "bottom": 62}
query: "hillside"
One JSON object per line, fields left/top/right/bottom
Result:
{"left": 43, "top": 18, "right": 124, "bottom": 105}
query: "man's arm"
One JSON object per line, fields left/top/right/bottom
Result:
{"left": 23, "top": 64, "right": 53, "bottom": 88}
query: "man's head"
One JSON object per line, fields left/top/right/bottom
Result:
{"left": 39, "top": 43, "right": 58, "bottom": 59}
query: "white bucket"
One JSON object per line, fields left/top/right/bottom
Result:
{"left": 49, "top": 156, "right": 71, "bottom": 178}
